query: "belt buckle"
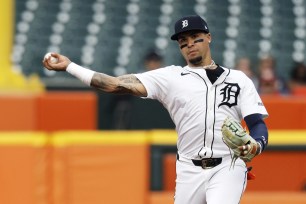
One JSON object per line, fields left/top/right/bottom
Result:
{"left": 201, "top": 159, "right": 213, "bottom": 169}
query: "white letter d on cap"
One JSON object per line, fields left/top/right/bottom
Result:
{"left": 182, "top": 20, "right": 188, "bottom": 28}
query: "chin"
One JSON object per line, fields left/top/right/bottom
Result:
{"left": 189, "top": 56, "right": 203, "bottom": 65}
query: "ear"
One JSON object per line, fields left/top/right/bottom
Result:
{"left": 206, "top": 33, "right": 212, "bottom": 43}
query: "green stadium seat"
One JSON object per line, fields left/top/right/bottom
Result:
{"left": 12, "top": 0, "right": 305, "bottom": 84}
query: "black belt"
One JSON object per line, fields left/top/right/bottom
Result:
{"left": 192, "top": 158, "right": 222, "bottom": 169}
{"left": 177, "top": 154, "right": 222, "bottom": 169}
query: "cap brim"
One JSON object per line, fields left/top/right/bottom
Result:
{"left": 171, "top": 33, "right": 179, "bottom": 41}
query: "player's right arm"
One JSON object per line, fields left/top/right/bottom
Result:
{"left": 91, "top": 73, "right": 147, "bottom": 97}
{"left": 42, "top": 53, "right": 147, "bottom": 97}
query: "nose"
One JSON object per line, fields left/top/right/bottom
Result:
{"left": 186, "top": 38, "right": 195, "bottom": 48}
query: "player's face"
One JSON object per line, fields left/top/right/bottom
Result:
{"left": 177, "top": 31, "right": 211, "bottom": 67}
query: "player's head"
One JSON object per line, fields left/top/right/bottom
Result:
{"left": 171, "top": 15, "right": 212, "bottom": 66}
{"left": 171, "top": 15, "right": 209, "bottom": 41}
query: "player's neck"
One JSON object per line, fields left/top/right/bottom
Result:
{"left": 188, "top": 58, "right": 216, "bottom": 70}
{"left": 202, "top": 60, "right": 216, "bottom": 69}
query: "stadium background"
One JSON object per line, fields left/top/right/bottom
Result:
{"left": 0, "top": 0, "right": 306, "bottom": 203}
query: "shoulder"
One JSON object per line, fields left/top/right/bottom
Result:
{"left": 136, "top": 65, "right": 183, "bottom": 75}
{"left": 222, "top": 66, "right": 249, "bottom": 80}
{"left": 220, "top": 66, "right": 254, "bottom": 86}
{"left": 222, "top": 67, "right": 245, "bottom": 77}
{"left": 134, "top": 65, "right": 184, "bottom": 83}
{"left": 153, "top": 65, "right": 183, "bottom": 73}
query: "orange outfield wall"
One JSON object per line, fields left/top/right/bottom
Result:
{"left": 0, "top": 95, "right": 37, "bottom": 130}
{"left": 0, "top": 92, "right": 97, "bottom": 131}
{"left": 50, "top": 131, "right": 149, "bottom": 204}
{"left": 261, "top": 96, "right": 306, "bottom": 129}
{"left": 0, "top": 93, "right": 305, "bottom": 131}
{"left": 0, "top": 131, "right": 305, "bottom": 204}
{"left": 36, "top": 92, "right": 97, "bottom": 131}
{"left": 0, "top": 133, "right": 48, "bottom": 204}
{"left": 0, "top": 132, "right": 149, "bottom": 204}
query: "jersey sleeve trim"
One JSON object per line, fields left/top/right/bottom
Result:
{"left": 133, "top": 73, "right": 151, "bottom": 99}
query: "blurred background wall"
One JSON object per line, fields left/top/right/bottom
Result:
{"left": 0, "top": 0, "right": 306, "bottom": 203}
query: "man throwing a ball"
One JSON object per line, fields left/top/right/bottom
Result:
{"left": 43, "top": 15, "right": 269, "bottom": 204}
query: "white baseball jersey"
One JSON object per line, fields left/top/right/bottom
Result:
{"left": 135, "top": 65, "right": 268, "bottom": 160}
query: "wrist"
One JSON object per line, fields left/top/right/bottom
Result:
{"left": 65, "top": 61, "right": 72, "bottom": 71}
{"left": 256, "top": 142, "right": 262, "bottom": 155}
{"left": 66, "top": 62, "right": 95, "bottom": 86}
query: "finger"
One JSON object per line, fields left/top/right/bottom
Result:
{"left": 238, "top": 145, "right": 249, "bottom": 156}
{"left": 46, "top": 57, "right": 52, "bottom": 64}
{"left": 51, "top": 53, "right": 59, "bottom": 62}
{"left": 238, "top": 145, "right": 247, "bottom": 151}
{"left": 43, "top": 58, "right": 57, "bottom": 69}
{"left": 241, "top": 144, "right": 250, "bottom": 150}
{"left": 50, "top": 53, "right": 59, "bottom": 58}
{"left": 42, "top": 56, "right": 51, "bottom": 65}
{"left": 247, "top": 144, "right": 251, "bottom": 150}
{"left": 48, "top": 61, "right": 69, "bottom": 70}
{"left": 43, "top": 60, "right": 52, "bottom": 70}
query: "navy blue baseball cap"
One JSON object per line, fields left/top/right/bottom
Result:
{"left": 171, "top": 15, "right": 209, "bottom": 41}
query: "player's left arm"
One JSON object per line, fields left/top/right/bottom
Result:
{"left": 245, "top": 113, "right": 268, "bottom": 151}
{"left": 237, "top": 73, "right": 269, "bottom": 161}
{"left": 239, "top": 113, "right": 268, "bottom": 159}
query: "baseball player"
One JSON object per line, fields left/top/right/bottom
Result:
{"left": 43, "top": 15, "right": 269, "bottom": 204}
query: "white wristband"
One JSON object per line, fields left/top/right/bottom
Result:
{"left": 66, "top": 62, "right": 95, "bottom": 86}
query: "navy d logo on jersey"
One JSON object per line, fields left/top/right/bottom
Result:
{"left": 218, "top": 82, "right": 240, "bottom": 108}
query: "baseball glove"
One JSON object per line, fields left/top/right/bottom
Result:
{"left": 221, "top": 117, "right": 259, "bottom": 168}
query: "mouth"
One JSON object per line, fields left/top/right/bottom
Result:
{"left": 188, "top": 50, "right": 198, "bottom": 57}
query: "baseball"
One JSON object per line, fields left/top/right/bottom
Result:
{"left": 44, "top": 52, "right": 58, "bottom": 64}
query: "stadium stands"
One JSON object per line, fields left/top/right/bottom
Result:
{"left": 12, "top": 0, "right": 306, "bottom": 87}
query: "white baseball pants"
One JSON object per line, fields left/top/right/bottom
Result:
{"left": 174, "top": 156, "right": 247, "bottom": 204}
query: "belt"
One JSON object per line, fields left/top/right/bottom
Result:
{"left": 192, "top": 158, "right": 222, "bottom": 169}
{"left": 177, "top": 154, "right": 222, "bottom": 169}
